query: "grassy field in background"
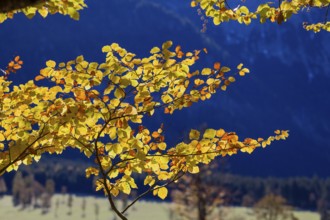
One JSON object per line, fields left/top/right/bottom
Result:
{"left": 0, "top": 195, "right": 320, "bottom": 220}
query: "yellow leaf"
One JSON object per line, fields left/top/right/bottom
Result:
{"left": 216, "top": 129, "right": 225, "bottom": 137}
{"left": 104, "top": 85, "right": 114, "bottom": 95}
{"left": 228, "top": 76, "right": 236, "bottom": 82}
{"left": 144, "top": 176, "right": 155, "bottom": 186}
{"left": 76, "top": 126, "right": 88, "bottom": 135}
{"left": 203, "top": 129, "right": 216, "bottom": 139}
{"left": 85, "top": 167, "right": 99, "bottom": 178}
{"left": 158, "top": 187, "right": 168, "bottom": 200}
{"left": 194, "top": 79, "right": 204, "bottom": 86}
{"left": 0, "top": 133, "right": 5, "bottom": 141}
{"left": 188, "top": 166, "right": 199, "bottom": 174}
{"left": 161, "top": 94, "right": 173, "bottom": 104}
{"left": 237, "top": 63, "right": 243, "bottom": 70}
{"left": 0, "top": 14, "right": 7, "bottom": 23}
{"left": 220, "top": 67, "right": 231, "bottom": 73}
{"left": 114, "top": 88, "right": 125, "bottom": 99}
{"left": 121, "top": 182, "right": 131, "bottom": 195}
{"left": 189, "top": 129, "right": 200, "bottom": 140}
{"left": 239, "top": 68, "right": 250, "bottom": 76}
{"left": 38, "top": 8, "right": 49, "bottom": 18}
{"left": 201, "top": 68, "right": 212, "bottom": 75}
{"left": 46, "top": 60, "right": 56, "bottom": 68}
{"left": 111, "top": 187, "right": 120, "bottom": 197}
{"left": 109, "top": 127, "right": 117, "bottom": 140}
{"left": 68, "top": 8, "right": 80, "bottom": 20}
{"left": 158, "top": 142, "right": 167, "bottom": 150}
{"left": 162, "top": 41, "right": 173, "bottom": 50}
{"left": 239, "top": 6, "right": 250, "bottom": 15}
{"left": 40, "top": 67, "right": 54, "bottom": 77}
{"left": 102, "top": 45, "right": 111, "bottom": 53}
{"left": 49, "top": 86, "right": 62, "bottom": 94}
{"left": 150, "top": 47, "right": 160, "bottom": 54}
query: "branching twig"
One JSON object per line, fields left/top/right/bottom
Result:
{"left": 0, "top": 0, "right": 43, "bottom": 13}
{"left": 121, "top": 171, "right": 186, "bottom": 214}
{"left": 325, "top": 4, "right": 330, "bottom": 24}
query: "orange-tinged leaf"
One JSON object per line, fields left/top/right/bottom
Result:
{"left": 214, "top": 62, "right": 221, "bottom": 70}
{"left": 152, "top": 131, "right": 160, "bottom": 138}
{"left": 102, "top": 96, "right": 110, "bottom": 102}
{"left": 35, "top": 75, "right": 45, "bottom": 81}
{"left": 73, "top": 88, "right": 87, "bottom": 101}
{"left": 175, "top": 45, "right": 181, "bottom": 54}
{"left": 164, "top": 107, "right": 170, "bottom": 114}
{"left": 14, "top": 56, "right": 20, "bottom": 62}
{"left": 13, "top": 64, "right": 21, "bottom": 70}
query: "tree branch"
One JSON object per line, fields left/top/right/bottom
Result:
{"left": 121, "top": 171, "right": 185, "bottom": 214}
{"left": 325, "top": 4, "right": 330, "bottom": 24}
{"left": 0, "top": 131, "right": 49, "bottom": 175}
{"left": 0, "top": 0, "right": 43, "bottom": 13}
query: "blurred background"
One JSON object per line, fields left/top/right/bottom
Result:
{"left": 0, "top": 0, "right": 330, "bottom": 219}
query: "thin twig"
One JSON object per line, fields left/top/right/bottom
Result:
{"left": 121, "top": 171, "right": 185, "bottom": 214}
{"left": 325, "top": 4, "right": 330, "bottom": 24}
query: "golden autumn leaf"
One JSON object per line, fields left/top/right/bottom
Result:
{"left": 214, "top": 62, "right": 221, "bottom": 70}
{"left": 35, "top": 75, "right": 45, "bottom": 81}
{"left": 72, "top": 88, "right": 87, "bottom": 101}
{"left": 157, "top": 187, "right": 168, "bottom": 200}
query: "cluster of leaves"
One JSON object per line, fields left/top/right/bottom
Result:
{"left": 0, "top": 42, "right": 288, "bottom": 206}
{"left": 304, "top": 21, "right": 330, "bottom": 32}
{"left": 0, "top": 1, "right": 294, "bottom": 219}
{"left": 0, "top": 0, "right": 86, "bottom": 23}
{"left": 190, "top": 0, "right": 330, "bottom": 32}
{"left": 0, "top": 56, "right": 23, "bottom": 79}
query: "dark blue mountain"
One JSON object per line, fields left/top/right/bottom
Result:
{"left": 0, "top": 0, "right": 329, "bottom": 177}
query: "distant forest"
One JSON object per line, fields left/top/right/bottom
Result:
{"left": 1, "top": 158, "right": 330, "bottom": 212}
